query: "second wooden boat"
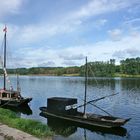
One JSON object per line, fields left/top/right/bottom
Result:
{"left": 0, "top": 26, "right": 32, "bottom": 107}
{"left": 40, "top": 97, "right": 130, "bottom": 128}
{"left": 40, "top": 57, "right": 130, "bottom": 128}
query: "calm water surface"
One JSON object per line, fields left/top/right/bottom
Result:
{"left": 0, "top": 76, "right": 140, "bottom": 140}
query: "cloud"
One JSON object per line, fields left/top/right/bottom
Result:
{"left": 127, "top": 4, "right": 140, "bottom": 15}
{"left": 62, "top": 60, "right": 80, "bottom": 66}
{"left": 38, "top": 61, "right": 56, "bottom": 67}
{"left": 4, "top": 0, "right": 140, "bottom": 46}
{"left": 3, "top": 22, "right": 78, "bottom": 47}
{"left": 123, "top": 18, "right": 140, "bottom": 33}
{"left": 0, "top": 0, "right": 138, "bottom": 54}
{"left": 59, "top": 54, "right": 85, "bottom": 60}
{"left": 0, "top": 0, "right": 24, "bottom": 19}
{"left": 1, "top": 0, "right": 140, "bottom": 68}
{"left": 95, "top": 19, "right": 108, "bottom": 28}
{"left": 113, "top": 48, "right": 140, "bottom": 59}
{"left": 124, "top": 18, "right": 140, "bottom": 25}
{"left": 108, "top": 29, "right": 122, "bottom": 41}
{"left": 5, "top": 31, "right": 140, "bottom": 68}
{"left": 112, "top": 50, "right": 126, "bottom": 59}
{"left": 69, "top": 0, "right": 139, "bottom": 21}
{"left": 126, "top": 48, "right": 140, "bottom": 56}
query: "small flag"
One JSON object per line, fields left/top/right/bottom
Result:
{"left": 3, "top": 26, "right": 7, "bottom": 32}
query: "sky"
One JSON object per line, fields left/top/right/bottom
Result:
{"left": 0, "top": 0, "right": 140, "bottom": 68}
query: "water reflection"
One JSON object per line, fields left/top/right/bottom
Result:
{"left": 88, "top": 78, "right": 115, "bottom": 89}
{"left": 1, "top": 76, "right": 139, "bottom": 139}
{"left": 121, "top": 78, "right": 140, "bottom": 90}
{"left": 48, "top": 117, "right": 77, "bottom": 137}
{"left": 2, "top": 104, "right": 32, "bottom": 115}
{"left": 40, "top": 112, "right": 127, "bottom": 137}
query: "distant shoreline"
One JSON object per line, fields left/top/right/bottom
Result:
{"left": 1, "top": 57, "right": 140, "bottom": 77}
{"left": 2, "top": 73, "right": 140, "bottom": 78}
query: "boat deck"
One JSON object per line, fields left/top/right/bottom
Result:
{"left": 40, "top": 106, "right": 130, "bottom": 128}
{"left": 0, "top": 97, "right": 16, "bottom": 101}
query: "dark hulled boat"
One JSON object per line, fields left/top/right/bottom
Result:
{"left": 0, "top": 89, "right": 32, "bottom": 107}
{"left": 40, "top": 57, "right": 130, "bottom": 129}
{"left": 40, "top": 109, "right": 128, "bottom": 137}
{"left": 40, "top": 97, "right": 130, "bottom": 128}
{"left": 2, "top": 104, "right": 32, "bottom": 115}
{"left": 0, "top": 26, "right": 32, "bottom": 107}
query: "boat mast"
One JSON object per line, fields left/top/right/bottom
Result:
{"left": 17, "top": 72, "right": 21, "bottom": 92}
{"left": 3, "top": 26, "right": 7, "bottom": 90}
{"left": 83, "top": 56, "right": 88, "bottom": 116}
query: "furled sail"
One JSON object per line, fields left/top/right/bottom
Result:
{"left": 0, "top": 56, "right": 13, "bottom": 90}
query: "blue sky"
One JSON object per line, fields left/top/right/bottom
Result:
{"left": 0, "top": 0, "right": 140, "bottom": 68}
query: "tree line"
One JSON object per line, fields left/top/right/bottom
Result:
{"left": 0, "top": 57, "right": 140, "bottom": 77}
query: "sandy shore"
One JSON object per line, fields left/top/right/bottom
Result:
{"left": 0, "top": 123, "right": 52, "bottom": 140}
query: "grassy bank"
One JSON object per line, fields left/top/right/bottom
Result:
{"left": 0, "top": 108, "right": 54, "bottom": 138}
{"left": 114, "top": 73, "right": 140, "bottom": 78}
{"left": 62, "top": 73, "right": 80, "bottom": 76}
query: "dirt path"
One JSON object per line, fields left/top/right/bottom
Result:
{"left": 0, "top": 123, "right": 52, "bottom": 140}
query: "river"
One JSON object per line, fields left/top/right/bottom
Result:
{"left": 0, "top": 76, "right": 140, "bottom": 140}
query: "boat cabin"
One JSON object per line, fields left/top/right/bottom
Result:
{"left": 0, "top": 89, "right": 20, "bottom": 99}
{"left": 47, "top": 97, "right": 77, "bottom": 115}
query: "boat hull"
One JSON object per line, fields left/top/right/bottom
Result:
{"left": 0, "top": 98, "right": 32, "bottom": 107}
{"left": 40, "top": 107, "right": 130, "bottom": 128}
{"left": 40, "top": 112, "right": 127, "bottom": 136}
{"left": 2, "top": 104, "right": 32, "bottom": 115}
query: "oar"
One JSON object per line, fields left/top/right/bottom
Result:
{"left": 76, "top": 92, "right": 119, "bottom": 109}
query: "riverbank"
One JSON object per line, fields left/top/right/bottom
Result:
{"left": 0, "top": 108, "right": 54, "bottom": 139}
{"left": 0, "top": 123, "right": 40, "bottom": 140}
{"left": 6, "top": 73, "right": 140, "bottom": 78}
{"left": 114, "top": 73, "right": 140, "bottom": 78}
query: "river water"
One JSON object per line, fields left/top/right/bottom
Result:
{"left": 0, "top": 76, "right": 140, "bottom": 140}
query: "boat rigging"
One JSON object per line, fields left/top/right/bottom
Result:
{"left": 0, "top": 26, "right": 32, "bottom": 107}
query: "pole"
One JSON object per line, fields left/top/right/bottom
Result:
{"left": 83, "top": 57, "right": 88, "bottom": 115}
{"left": 76, "top": 93, "right": 119, "bottom": 109}
{"left": 3, "top": 31, "right": 6, "bottom": 90}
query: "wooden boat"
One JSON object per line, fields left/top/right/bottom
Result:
{"left": 40, "top": 112, "right": 128, "bottom": 136}
{"left": 40, "top": 57, "right": 130, "bottom": 128}
{"left": 40, "top": 97, "right": 130, "bottom": 128}
{"left": 0, "top": 26, "right": 32, "bottom": 107}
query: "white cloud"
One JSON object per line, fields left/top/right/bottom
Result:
{"left": 108, "top": 29, "right": 122, "bottom": 41}
{"left": 0, "top": 0, "right": 24, "bottom": 19}
{"left": 124, "top": 18, "right": 140, "bottom": 25}
{"left": 1, "top": 0, "right": 140, "bottom": 68}
{"left": 126, "top": 48, "right": 140, "bottom": 56}
{"left": 62, "top": 60, "right": 80, "bottom": 66}
{"left": 3, "top": 22, "right": 78, "bottom": 47}
{"left": 59, "top": 54, "right": 85, "bottom": 60}
{"left": 4, "top": 0, "right": 140, "bottom": 46}
{"left": 38, "top": 61, "right": 56, "bottom": 67}
{"left": 0, "top": 0, "right": 138, "bottom": 53}
{"left": 69, "top": 0, "right": 139, "bottom": 21}
{"left": 10, "top": 32, "right": 139, "bottom": 67}
{"left": 123, "top": 18, "right": 140, "bottom": 33}
{"left": 113, "top": 48, "right": 140, "bottom": 59}
{"left": 95, "top": 19, "right": 108, "bottom": 27}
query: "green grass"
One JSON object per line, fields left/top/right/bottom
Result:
{"left": 0, "top": 108, "right": 54, "bottom": 138}
{"left": 114, "top": 73, "right": 140, "bottom": 78}
{"left": 62, "top": 73, "right": 80, "bottom": 76}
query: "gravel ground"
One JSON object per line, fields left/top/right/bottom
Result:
{"left": 0, "top": 123, "right": 52, "bottom": 140}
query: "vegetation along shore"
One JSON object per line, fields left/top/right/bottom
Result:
{"left": 0, "top": 108, "right": 54, "bottom": 139}
{"left": 2, "top": 57, "right": 140, "bottom": 77}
